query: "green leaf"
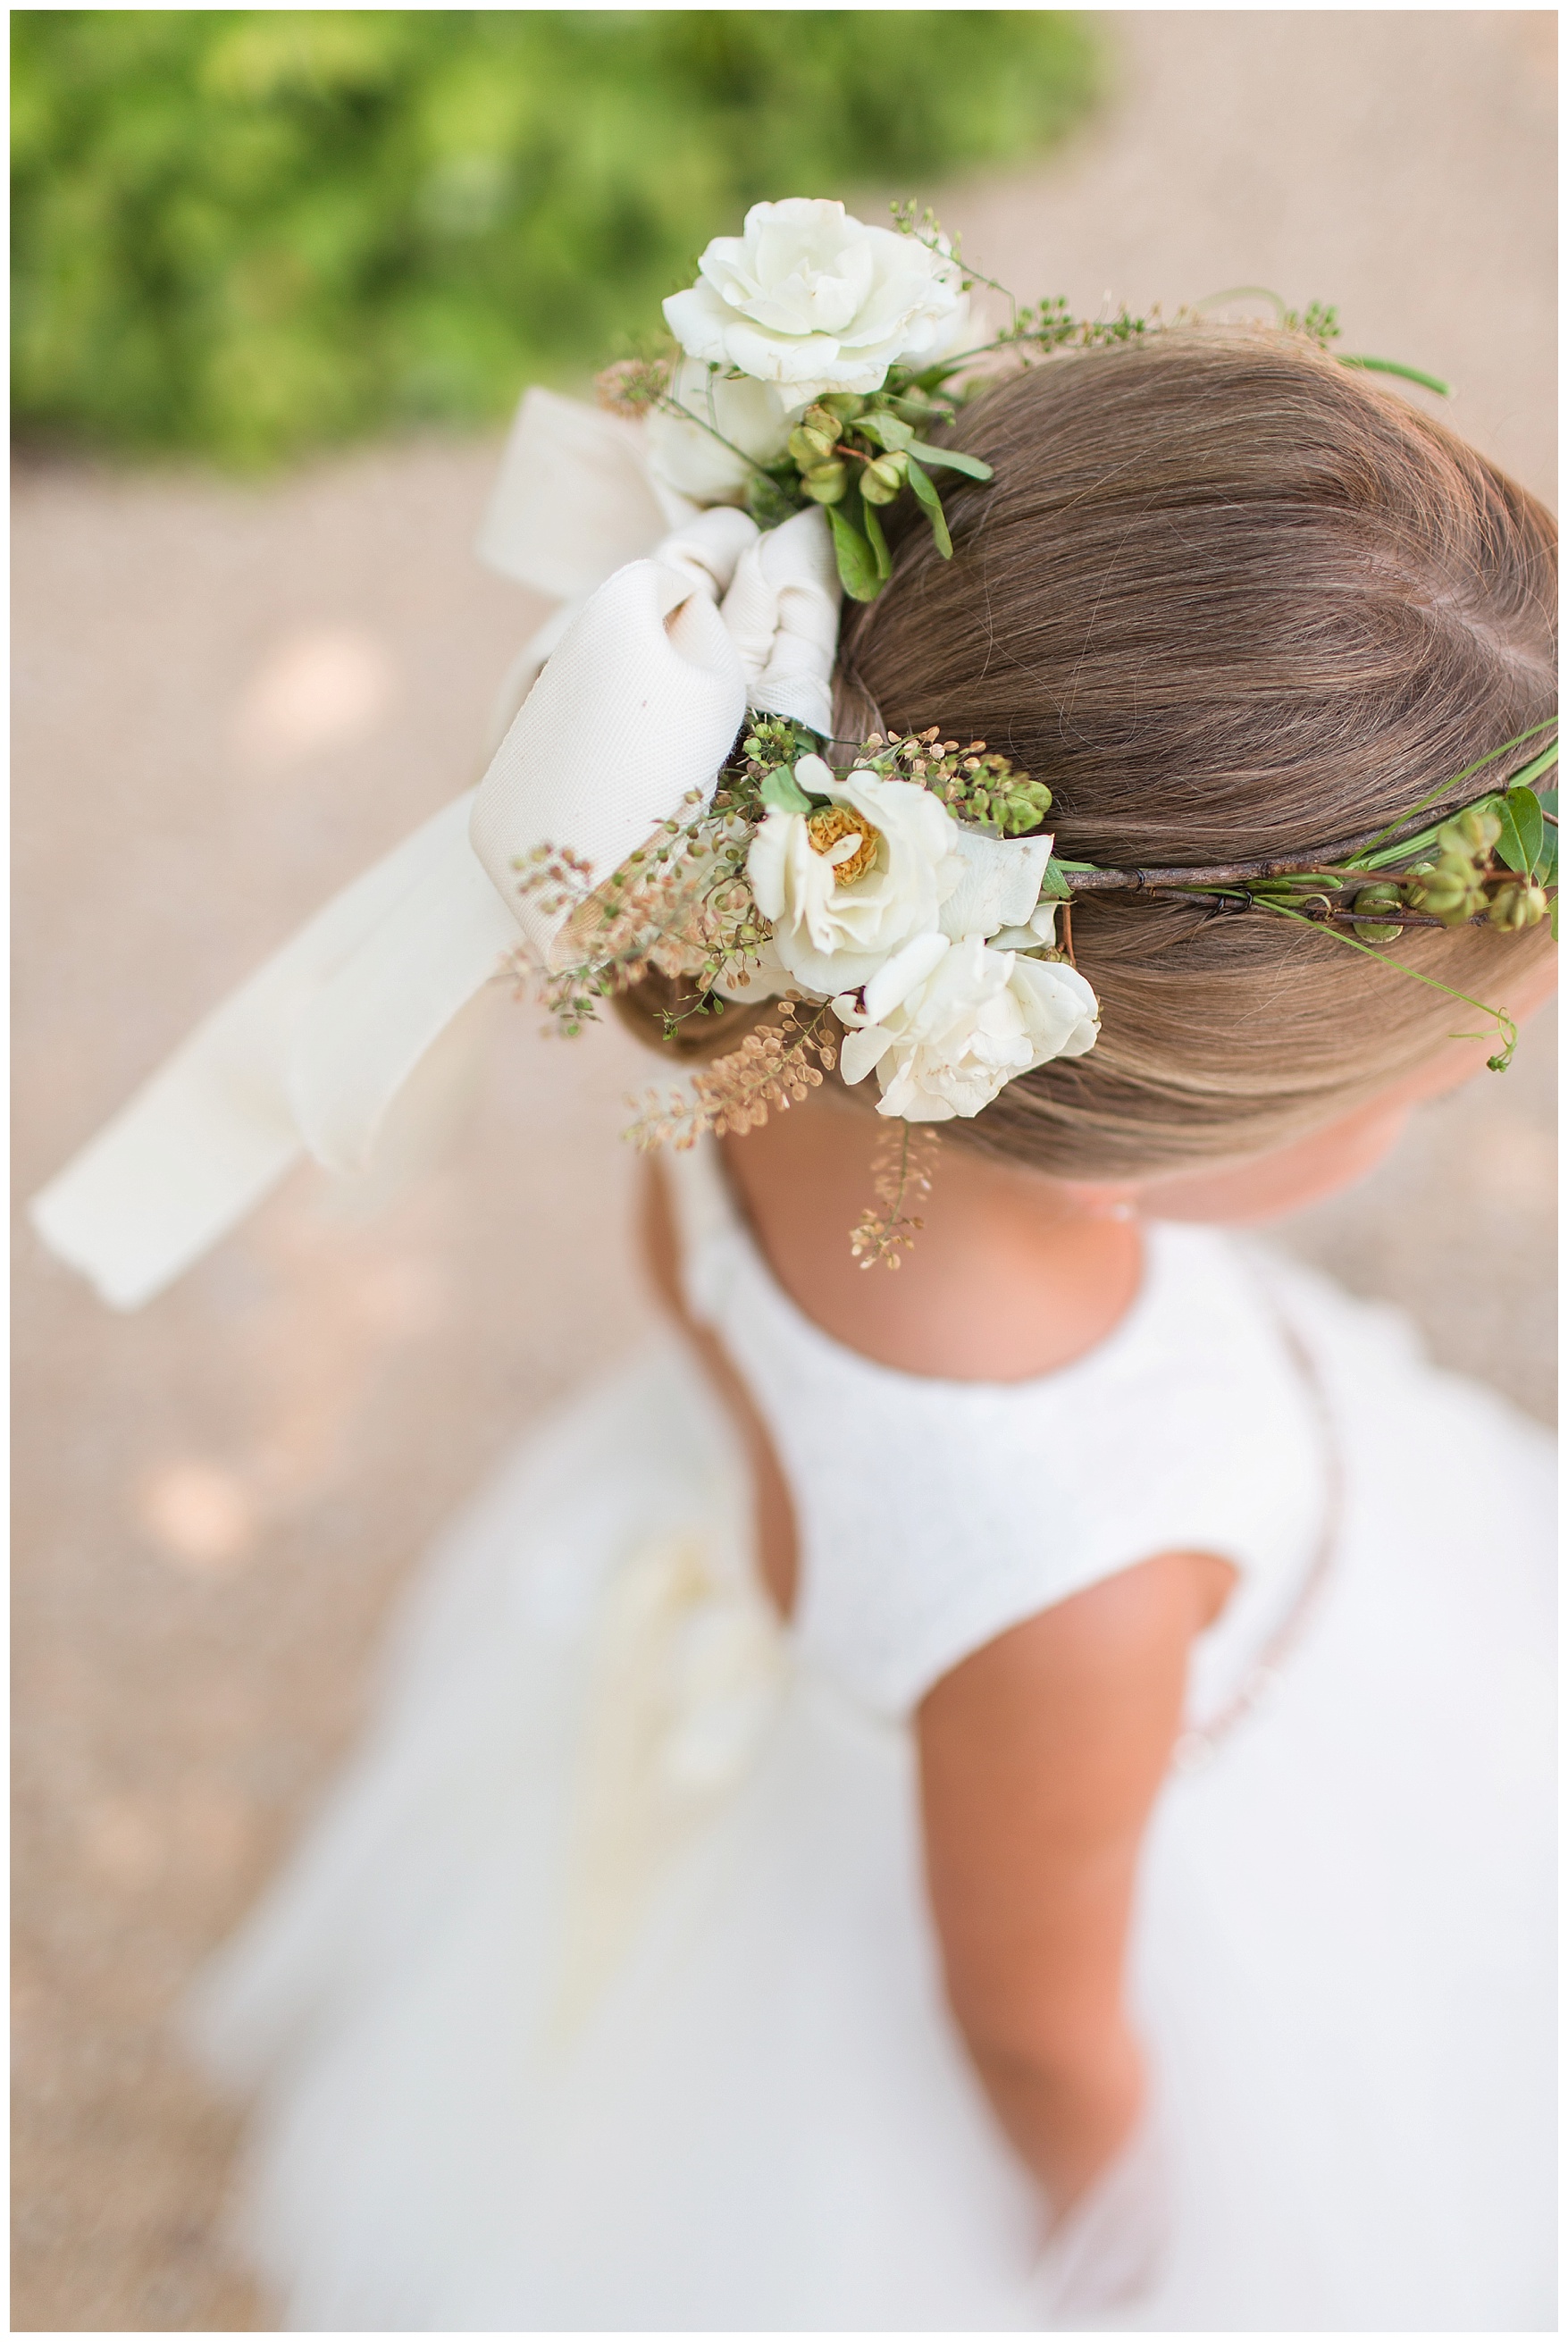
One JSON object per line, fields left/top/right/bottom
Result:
{"left": 1337, "top": 355, "right": 1451, "bottom": 397}
{"left": 860, "top": 495, "right": 893, "bottom": 578}
{"left": 1497, "top": 785, "right": 1545, "bottom": 876}
{"left": 1039, "top": 858, "right": 1074, "bottom": 900}
{"left": 827, "top": 506, "right": 885, "bottom": 602}
{"left": 854, "top": 409, "right": 912, "bottom": 453}
{"left": 906, "top": 438, "right": 994, "bottom": 480}
{"left": 905, "top": 457, "right": 952, "bottom": 557}
{"left": 1538, "top": 787, "right": 1558, "bottom": 818}
{"left": 759, "top": 765, "right": 813, "bottom": 815}
{"left": 746, "top": 469, "right": 803, "bottom": 528}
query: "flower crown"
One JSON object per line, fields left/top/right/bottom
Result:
{"left": 28, "top": 196, "right": 1558, "bottom": 1311}
{"left": 525, "top": 197, "right": 1559, "bottom": 1263}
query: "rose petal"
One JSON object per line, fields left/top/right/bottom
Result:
{"left": 840, "top": 1025, "right": 895, "bottom": 1086}
{"left": 861, "top": 929, "right": 950, "bottom": 1022}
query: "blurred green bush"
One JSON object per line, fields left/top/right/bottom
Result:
{"left": 12, "top": 9, "right": 1099, "bottom": 466}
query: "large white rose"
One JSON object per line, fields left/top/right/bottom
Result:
{"left": 664, "top": 197, "right": 968, "bottom": 403}
{"left": 747, "top": 757, "right": 961, "bottom": 995}
{"left": 834, "top": 936, "right": 1100, "bottom": 1122}
{"left": 644, "top": 357, "right": 793, "bottom": 505}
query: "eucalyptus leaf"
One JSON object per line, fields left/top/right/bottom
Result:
{"left": 905, "top": 457, "right": 952, "bottom": 558}
{"left": 861, "top": 497, "right": 893, "bottom": 578}
{"left": 906, "top": 438, "right": 994, "bottom": 481}
{"left": 759, "top": 765, "right": 813, "bottom": 815}
{"left": 1539, "top": 788, "right": 1558, "bottom": 818}
{"left": 828, "top": 506, "right": 885, "bottom": 602}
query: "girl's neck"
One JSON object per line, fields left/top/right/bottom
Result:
{"left": 719, "top": 1096, "right": 1143, "bottom": 1382}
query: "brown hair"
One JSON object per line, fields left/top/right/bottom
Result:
{"left": 832, "top": 332, "right": 1556, "bottom": 1177}
{"left": 620, "top": 332, "right": 1556, "bottom": 1177}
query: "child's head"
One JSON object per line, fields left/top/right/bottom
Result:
{"left": 834, "top": 332, "right": 1556, "bottom": 1182}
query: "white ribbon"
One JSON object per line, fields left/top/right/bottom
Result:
{"left": 30, "top": 386, "right": 842, "bottom": 1309}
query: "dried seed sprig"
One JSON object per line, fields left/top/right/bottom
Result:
{"left": 850, "top": 1121, "right": 942, "bottom": 1271}
{"left": 593, "top": 354, "right": 673, "bottom": 417}
{"left": 625, "top": 997, "right": 839, "bottom": 1152}
{"left": 512, "top": 797, "right": 774, "bottom": 1037}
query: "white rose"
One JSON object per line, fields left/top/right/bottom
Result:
{"left": 644, "top": 357, "right": 793, "bottom": 506}
{"left": 664, "top": 197, "right": 968, "bottom": 403}
{"left": 834, "top": 936, "right": 1100, "bottom": 1122}
{"left": 747, "top": 757, "right": 961, "bottom": 995}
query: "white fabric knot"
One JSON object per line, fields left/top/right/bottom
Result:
{"left": 719, "top": 510, "right": 841, "bottom": 739}
{"left": 30, "top": 386, "right": 843, "bottom": 1309}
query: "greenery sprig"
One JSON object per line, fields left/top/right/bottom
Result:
{"left": 600, "top": 207, "right": 1462, "bottom": 606}
{"left": 720, "top": 716, "right": 1052, "bottom": 838}
{"left": 1047, "top": 724, "right": 1559, "bottom": 1070}
{"left": 509, "top": 711, "right": 1553, "bottom": 1289}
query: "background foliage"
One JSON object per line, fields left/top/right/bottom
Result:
{"left": 12, "top": 8, "right": 1099, "bottom": 466}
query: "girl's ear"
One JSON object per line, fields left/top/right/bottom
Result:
{"left": 1053, "top": 1183, "right": 1140, "bottom": 1223}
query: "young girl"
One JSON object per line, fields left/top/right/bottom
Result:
{"left": 38, "top": 265, "right": 1556, "bottom": 2328}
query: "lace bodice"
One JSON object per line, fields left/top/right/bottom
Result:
{"left": 666, "top": 1137, "right": 1328, "bottom": 1723}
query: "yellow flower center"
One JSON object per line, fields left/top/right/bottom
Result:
{"left": 806, "top": 804, "right": 881, "bottom": 886}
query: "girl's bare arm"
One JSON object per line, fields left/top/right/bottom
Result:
{"left": 918, "top": 1549, "right": 1229, "bottom": 2211}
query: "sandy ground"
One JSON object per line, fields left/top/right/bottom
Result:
{"left": 12, "top": 13, "right": 1556, "bottom": 2331}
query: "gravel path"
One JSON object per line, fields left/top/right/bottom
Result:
{"left": 13, "top": 13, "right": 1555, "bottom": 2329}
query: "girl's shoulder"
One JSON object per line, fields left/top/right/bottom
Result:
{"left": 664, "top": 1138, "right": 1329, "bottom": 1717}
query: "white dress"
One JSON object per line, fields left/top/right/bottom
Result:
{"left": 189, "top": 1138, "right": 1556, "bottom": 2332}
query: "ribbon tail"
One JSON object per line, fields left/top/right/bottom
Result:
{"left": 29, "top": 793, "right": 512, "bottom": 1309}
{"left": 289, "top": 813, "right": 518, "bottom": 1175}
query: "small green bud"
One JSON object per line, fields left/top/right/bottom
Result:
{"left": 801, "top": 403, "right": 842, "bottom": 442}
{"left": 788, "top": 424, "right": 838, "bottom": 467}
{"left": 1436, "top": 803, "right": 1502, "bottom": 860}
{"left": 1408, "top": 853, "right": 1487, "bottom": 923}
{"left": 859, "top": 453, "right": 907, "bottom": 505}
{"left": 1488, "top": 878, "right": 1550, "bottom": 930}
{"left": 818, "top": 392, "right": 867, "bottom": 423}
{"left": 1352, "top": 883, "right": 1404, "bottom": 944}
{"left": 801, "top": 460, "right": 848, "bottom": 504}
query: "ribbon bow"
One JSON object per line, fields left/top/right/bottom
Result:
{"left": 30, "top": 389, "right": 843, "bottom": 1309}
